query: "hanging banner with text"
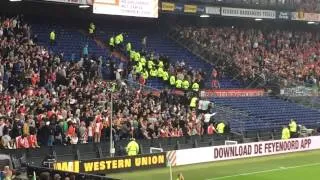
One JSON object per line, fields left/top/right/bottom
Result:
{"left": 291, "top": 11, "right": 320, "bottom": 22}
{"left": 221, "top": 7, "right": 276, "bottom": 19}
{"left": 53, "top": 153, "right": 166, "bottom": 174}
{"left": 205, "top": 6, "right": 220, "bottom": 15}
{"left": 93, "top": 0, "right": 159, "bottom": 18}
{"left": 200, "top": 89, "right": 264, "bottom": 98}
{"left": 173, "top": 136, "right": 320, "bottom": 166}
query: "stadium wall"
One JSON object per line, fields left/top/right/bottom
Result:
{"left": 167, "top": 136, "right": 320, "bottom": 166}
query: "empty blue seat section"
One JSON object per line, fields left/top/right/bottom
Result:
{"left": 212, "top": 97, "right": 320, "bottom": 131}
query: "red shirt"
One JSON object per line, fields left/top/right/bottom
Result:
{"left": 28, "top": 135, "right": 37, "bottom": 148}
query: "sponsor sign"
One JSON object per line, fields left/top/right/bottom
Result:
{"left": 277, "top": 11, "right": 291, "bottom": 20}
{"left": 197, "top": 5, "right": 205, "bottom": 14}
{"left": 184, "top": 4, "right": 197, "bottom": 13}
{"left": 205, "top": 6, "right": 220, "bottom": 15}
{"left": 161, "top": 2, "right": 175, "bottom": 12}
{"left": 93, "top": 0, "right": 158, "bottom": 18}
{"left": 174, "top": 136, "right": 320, "bottom": 166}
{"left": 200, "top": 89, "right": 264, "bottom": 98}
{"left": 221, "top": 7, "right": 276, "bottom": 19}
{"left": 54, "top": 153, "right": 166, "bottom": 173}
{"left": 292, "top": 11, "right": 320, "bottom": 21}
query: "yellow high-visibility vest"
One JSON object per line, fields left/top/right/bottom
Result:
{"left": 189, "top": 97, "right": 198, "bottom": 108}
{"left": 182, "top": 80, "right": 190, "bottom": 90}
{"left": 176, "top": 79, "right": 182, "bottom": 88}
{"left": 50, "top": 31, "right": 55, "bottom": 40}
{"left": 109, "top": 37, "right": 115, "bottom": 47}
{"left": 192, "top": 82, "right": 199, "bottom": 92}
{"left": 126, "top": 140, "right": 139, "bottom": 156}
{"left": 289, "top": 121, "right": 297, "bottom": 133}
{"left": 282, "top": 127, "right": 291, "bottom": 140}
{"left": 217, "top": 123, "right": 225, "bottom": 134}
{"left": 163, "top": 71, "right": 169, "bottom": 81}
{"left": 170, "top": 76, "right": 176, "bottom": 86}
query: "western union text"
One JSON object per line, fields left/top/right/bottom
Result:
{"left": 83, "top": 155, "right": 165, "bottom": 172}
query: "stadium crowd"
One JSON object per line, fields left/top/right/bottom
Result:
{"left": 0, "top": 16, "right": 223, "bottom": 150}
{"left": 175, "top": 25, "right": 320, "bottom": 87}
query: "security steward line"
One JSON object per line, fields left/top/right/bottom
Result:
{"left": 53, "top": 153, "right": 166, "bottom": 174}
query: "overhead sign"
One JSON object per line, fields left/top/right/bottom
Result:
{"left": 205, "top": 6, "right": 220, "bottom": 15}
{"left": 277, "top": 11, "right": 291, "bottom": 20}
{"left": 221, "top": 7, "right": 276, "bottom": 19}
{"left": 184, "top": 4, "right": 197, "bottom": 13}
{"left": 172, "top": 136, "right": 320, "bottom": 166}
{"left": 43, "top": 0, "right": 89, "bottom": 4}
{"left": 161, "top": 2, "right": 175, "bottom": 12}
{"left": 292, "top": 11, "right": 320, "bottom": 21}
{"left": 93, "top": 0, "right": 159, "bottom": 18}
{"left": 53, "top": 153, "right": 166, "bottom": 173}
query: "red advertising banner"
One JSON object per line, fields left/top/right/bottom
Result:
{"left": 200, "top": 89, "right": 264, "bottom": 98}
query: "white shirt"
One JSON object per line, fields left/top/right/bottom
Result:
{"left": 204, "top": 113, "right": 217, "bottom": 123}
{"left": 198, "top": 100, "right": 211, "bottom": 111}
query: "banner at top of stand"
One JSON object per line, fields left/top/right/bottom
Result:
{"left": 161, "top": 2, "right": 175, "bottom": 12}
{"left": 277, "top": 11, "right": 291, "bottom": 20}
{"left": 43, "top": 0, "right": 89, "bottom": 4}
{"left": 292, "top": 11, "right": 320, "bottom": 22}
{"left": 221, "top": 7, "right": 276, "bottom": 19}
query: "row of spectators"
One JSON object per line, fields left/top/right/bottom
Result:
{"left": 175, "top": 25, "right": 320, "bottom": 87}
{"left": 0, "top": 16, "right": 223, "bottom": 150}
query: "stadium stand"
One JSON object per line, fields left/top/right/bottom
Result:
{"left": 1, "top": 2, "right": 320, "bottom": 179}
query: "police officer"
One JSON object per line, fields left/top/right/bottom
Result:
{"left": 147, "top": 59, "right": 154, "bottom": 70}
{"left": 126, "top": 42, "right": 132, "bottom": 52}
{"left": 134, "top": 51, "right": 140, "bottom": 62}
{"left": 189, "top": 95, "right": 198, "bottom": 109}
{"left": 162, "top": 71, "right": 169, "bottom": 81}
{"left": 192, "top": 81, "right": 200, "bottom": 92}
{"left": 281, "top": 125, "right": 291, "bottom": 140}
{"left": 50, "top": 30, "right": 55, "bottom": 45}
{"left": 170, "top": 75, "right": 176, "bottom": 86}
{"left": 129, "top": 50, "right": 135, "bottom": 61}
{"left": 150, "top": 68, "right": 158, "bottom": 78}
{"left": 289, "top": 119, "right": 297, "bottom": 138}
{"left": 109, "top": 36, "right": 115, "bottom": 51}
{"left": 176, "top": 78, "right": 182, "bottom": 89}
{"left": 182, "top": 79, "right": 190, "bottom": 91}
{"left": 216, "top": 122, "right": 226, "bottom": 134}
{"left": 88, "top": 22, "right": 95, "bottom": 37}
{"left": 126, "top": 138, "right": 139, "bottom": 156}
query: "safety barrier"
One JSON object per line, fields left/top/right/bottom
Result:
{"left": 53, "top": 153, "right": 167, "bottom": 174}
{"left": 167, "top": 136, "right": 320, "bottom": 166}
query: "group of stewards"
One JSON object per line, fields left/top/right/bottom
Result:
{"left": 108, "top": 34, "right": 201, "bottom": 92}
{"left": 282, "top": 119, "right": 297, "bottom": 140}
{"left": 49, "top": 22, "right": 96, "bottom": 45}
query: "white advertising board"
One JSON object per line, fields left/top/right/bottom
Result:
{"left": 172, "top": 136, "right": 320, "bottom": 166}
{"left": 93, "top": 0, "right": 158, "bottom": 18}
{"left": 221, "top": 7, "right": 276, "bottom": 19}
